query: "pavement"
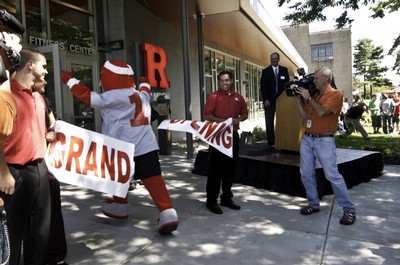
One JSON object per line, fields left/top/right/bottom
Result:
{"left": 60, "top": 147, "right": 400, "bottom": 265}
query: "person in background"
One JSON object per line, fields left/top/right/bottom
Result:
{"left": 340, "top": 101, "right": 370, "bottom": 140}
{"left": 1, "top": 48, "right": 51, "bottom": 265}
{"left": 392, "top": 92, "right": 400, "bottom": 133}
{"left": 368, "top": 93, "right": 382, "bottom": 134}
{"left": 338, "top": 98, "right": 349, "bottom": 133}
{"left": 294, "top": 66, "right": 356, "bottom": 225}
{"left": 260, "top": 52, "right": 289, "bottom": 149}
{"left": 33, "top": 79, "right": 68, "bottom": 265}
{"left": 380, "top": 93, "right": 395, "bottom": 134}
{"left": 203, "top": 70, "right": 248, "bottom": 214}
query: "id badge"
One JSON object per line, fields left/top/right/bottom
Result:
{"left": 306, "top": 119, "right": 312, "bottom": 128}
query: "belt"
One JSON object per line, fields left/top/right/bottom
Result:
{"left": 304, "top": 132, "right": 334, "bottom": 138}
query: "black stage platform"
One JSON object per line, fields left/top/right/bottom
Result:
{"left": 192, "top": 143, "right": 384, "bottom": 198}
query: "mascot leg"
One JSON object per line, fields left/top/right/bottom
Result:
{"left": 102, "top": 196, "right": 129, "bottom": 219}
{"left": 143, "top": 175, "right": 179, "bottom": 234}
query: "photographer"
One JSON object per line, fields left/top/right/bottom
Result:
{"left": 294, "top": 66, "right": 356, "bottom": 225}
{"left": 0, "top": 31, "right": 22, "bottom": 196}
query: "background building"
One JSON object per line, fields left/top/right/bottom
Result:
{"left": 2, "top": 0, "right": 310, "bottom": 153}
{"left": 282, "top": 24, "right": 353, "bottom": 102}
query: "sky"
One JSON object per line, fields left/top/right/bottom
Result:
{"left": 267, "top": 2, "right": 400, "bottom": 86}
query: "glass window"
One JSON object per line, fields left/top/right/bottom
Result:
{"left": 25, "top": 0, "right": 44, "bottom": 38}
{"left": 49, "top": 1, "right": 95, "bottom": 49}
{"left": 244, "top": 62, "right": 263, "bottom": 123}
{"left": 204, "top": 49, "right": 211, "bottom": 75}
{"left": 96, "top": 0, "right": 108, "bottom": 50}
{"left": 204, "top": 48, "right": 240, "bottom": 97}
{"left": 0, "top": 0, "right": 18, "bottom": 34}
{"left": 56, "top": 0, "right": 91, "bottom": 11}
{"left": 311, "top": 43, "right": 333, "bottom": 61}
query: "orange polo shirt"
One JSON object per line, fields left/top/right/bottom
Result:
{"left": 0, "top": 88, "right": 17, "bottom": 142}
{"left": 3, "top": 79, "right": 47, "bottom": 165}
{"left": 304, "top": 86, "right": 343, "bottom": 135}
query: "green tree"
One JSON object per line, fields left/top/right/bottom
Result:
{"left": 353, "top": 39, "right": 392, "bottom": 87}
{"left": 277, "top": 0, "right": 400, "bottom": 76}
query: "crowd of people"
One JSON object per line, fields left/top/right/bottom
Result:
{"left": 338, "top": 92, "right": 400, "bottom": 137}
{"left": 2, "top": 28, "right": 397, "bottom": 263}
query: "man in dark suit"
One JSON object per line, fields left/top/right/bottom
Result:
{"left": 260, "top": 52, "right": 290, "bottom": 148}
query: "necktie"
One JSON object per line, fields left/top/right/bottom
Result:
{"left": 275, "top": 67, "right": 279, "bottom": 93}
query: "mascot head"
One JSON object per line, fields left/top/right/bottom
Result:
{"left": 101, "top": 60, "right": 134, "bottom": 91}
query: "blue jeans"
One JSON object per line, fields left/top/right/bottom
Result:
{"left": 300, "top": 135, "right": 355, "bottom": 212}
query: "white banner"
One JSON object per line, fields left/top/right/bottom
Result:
{"left": 158, "top": 119, "right": 233, "bottom": 157}
{"left": 45, "top": 121, "right": 135, "bottom": 197}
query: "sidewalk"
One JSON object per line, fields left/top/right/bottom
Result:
{"left": 61, "top": 147, "right": 400, "bottom": 265}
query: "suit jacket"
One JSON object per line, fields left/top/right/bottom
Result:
{"left": 260, "top": 65, "right": 290, "bottom": 107}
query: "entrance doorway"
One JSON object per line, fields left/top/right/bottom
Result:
{"left": 37, "top": 45, "right": 100, "bottom": 131}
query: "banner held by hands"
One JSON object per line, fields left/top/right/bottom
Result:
{"left": 158, "top": 118, "right": 233, "bottom": 157}
{"left": 45, "top": 121, "right": 135, "bottom": 197}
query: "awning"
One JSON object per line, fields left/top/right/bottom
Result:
{"left": 136, "top": 0, "right": 307, "bottom": 75}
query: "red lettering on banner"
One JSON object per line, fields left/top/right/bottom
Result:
{"left": 83, "top": 142, "right": 98, "bottom": 176}
{"left": 117, "top": 151, "right": 130, "bottom": 184}
{"left": 199, "top": 122, "right": 232, "bottom": 148}
{"left": 198, "top": 122, "right": 220, "bottom": 138}
{"left": 222, "top": 126, "right": 232, "bottom": 148}
{"left": 48, "top": 134, "right": 131, "bottom": 184}
{"left": 66, "top": 136, "right": 84, "bottom": 173}
{"left": 101, "top": 146, "right": 115, "bottom": 180}
{"left": 190, "top": 121, "right": 201, "bottom": 131}
{"left": 47, "top": 132, "right": 66, "bottom": 168}
{"left": 143, "top": 43, "right": 170, "bottom": 89}
{"left": 170, "top": 119, "right": 185, "bottom": 124}
{"left": 206, "top": 123, "right": 227, "bottom": 145}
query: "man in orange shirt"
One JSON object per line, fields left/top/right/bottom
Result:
{"left": 0, "top": 31, "right": 22, "bottom": 196}
{"left": 295, "top": 66, "right": 356, "bottom": 225}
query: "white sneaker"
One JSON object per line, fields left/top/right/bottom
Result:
{"left": 102, "top": 199, "right": 129, "bottom": 219}
{"left": 158, "top": 208, "right": 179, "bottom": 234}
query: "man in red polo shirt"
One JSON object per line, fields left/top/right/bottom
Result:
{"left": 203, "top": 70, "right": 248, "bottom": 214}
{"left": 1, "top": 48, "right": 51, "bottom": 265}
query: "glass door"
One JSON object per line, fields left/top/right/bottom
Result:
{"left": 36, "top": 44, "right": 63, "bottom": 120}
{"left": 37, "top": 45, "right": 100, "bottom": 132}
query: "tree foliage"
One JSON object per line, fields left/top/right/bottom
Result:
{"left": 278, "top": 0, "right": 400, "bottom": 76}
{"left": 353, "top": 39, "right": 392, "bottom": 87}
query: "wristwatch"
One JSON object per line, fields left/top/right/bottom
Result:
{"left": 307, "top": 97, "right": 312, "bottom": 102}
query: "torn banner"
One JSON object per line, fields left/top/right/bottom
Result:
{"left": 158, "top": 118, "right": 233, "bottom": 157}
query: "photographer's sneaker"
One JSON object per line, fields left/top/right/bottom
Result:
{"left": 102, "top": 199, "right": 129, "bottom": 219}
{"left": 340, "top": 210, "right": 356, "bottom": 225}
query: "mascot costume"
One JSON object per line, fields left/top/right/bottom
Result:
{"left": 61, "top": 60, "right": 179, "bottom": 234}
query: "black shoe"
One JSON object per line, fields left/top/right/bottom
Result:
{"left": 300, "top": 205, "right": 320, "bottom": 215}
{"left": 206, "top": 203, "right": 223, "bottom": 214}
{"left": 220, "top": 200, "right": 241, "bottom": 210}
{"left": 340, "top": 210, "right": 356, "bottom": 225}
{"left": 267, "top": 145, "right": 275, "bottom": 150}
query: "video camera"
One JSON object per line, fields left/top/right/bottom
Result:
{"left": 285, "top": 68, "right": 316, "bottom": 97}
{"left": 0, "top": 9, "right": 25, "bottom": 82}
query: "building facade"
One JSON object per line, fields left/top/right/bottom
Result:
{"left": 2, "top": 0, "right": 308, "bottom": 149}
{"left": 282, "top": 24, "right": 353, "bottom": 102}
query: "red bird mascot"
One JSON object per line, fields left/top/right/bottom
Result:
{"left": 61, "top": 60, "right": 178, "bottom": 234}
